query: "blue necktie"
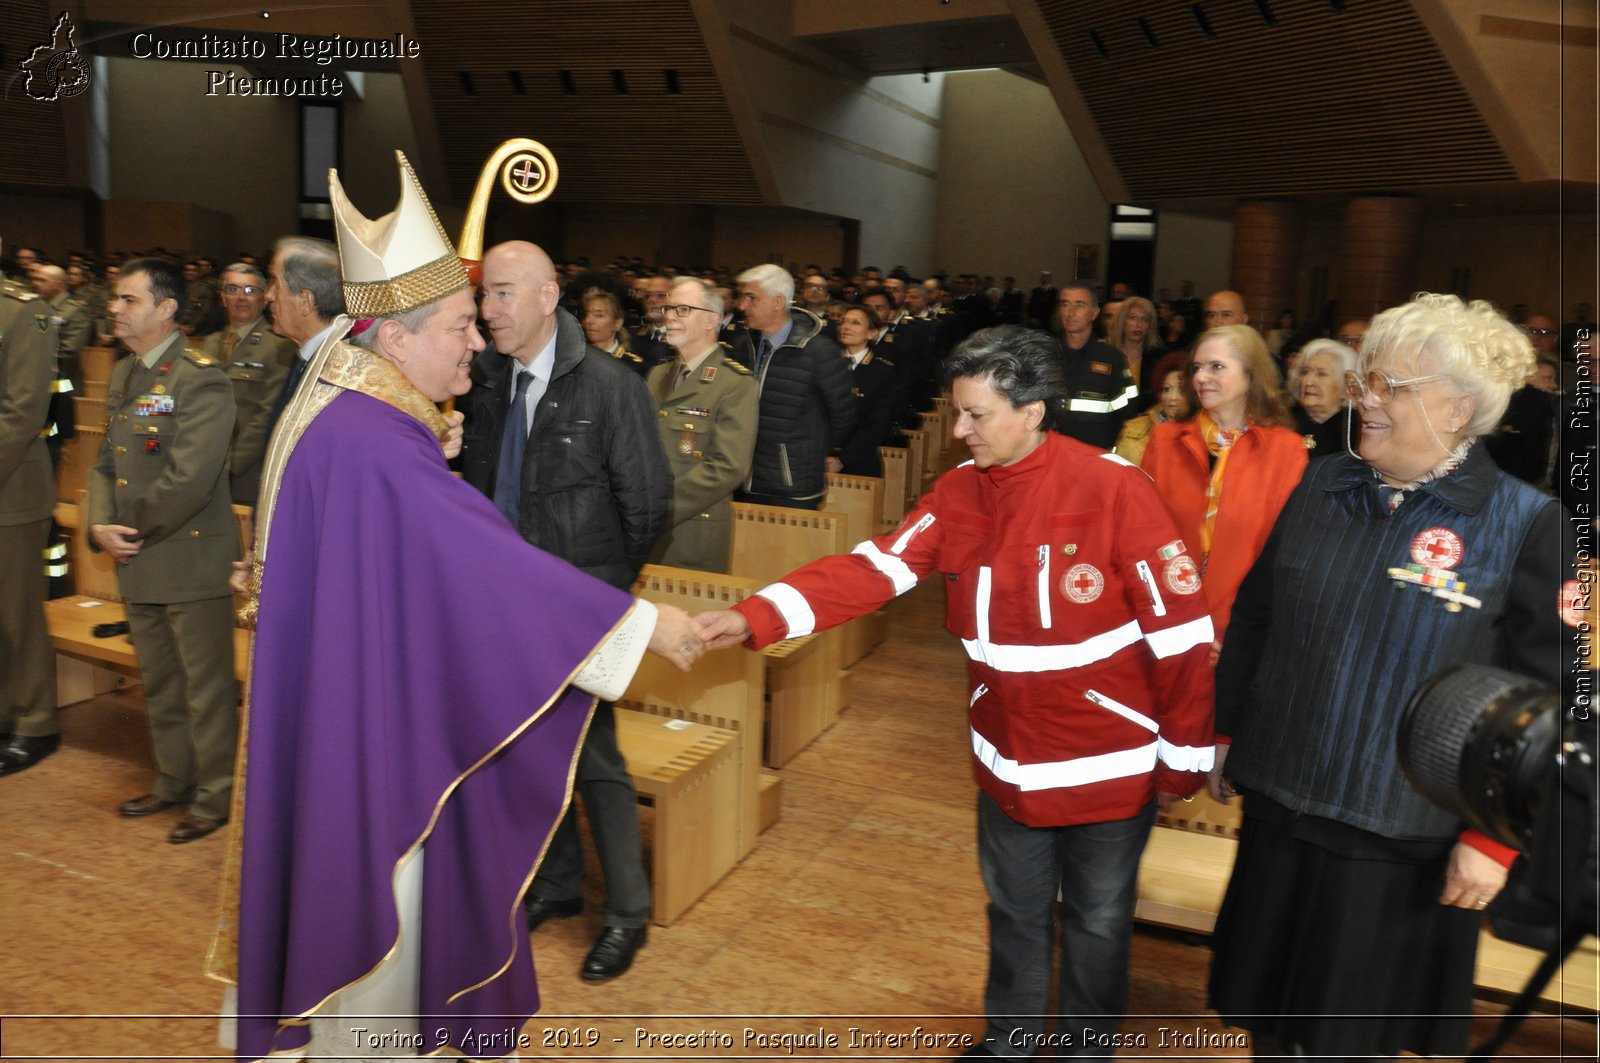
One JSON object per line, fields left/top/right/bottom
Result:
{"left": 494, "top": 370, "right": 532, "bottom": 524}
{"left": 754, "top": 336, "right": 771, "bottom": 376}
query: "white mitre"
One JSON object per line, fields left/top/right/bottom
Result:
{"left": 329, "top": 150, "right": 469, "bottom": 318}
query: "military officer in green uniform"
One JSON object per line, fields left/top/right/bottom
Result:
{"left": 646, "top": 277, "right": 757, "bottom": 573}
{"left": 32, "top": 264, "right": 93, "bottom": 391}
{"left": 199, "top": 263, "right": 296, "bottom": 505}
{"left": 0, "top": 276, "right": 61, "bottom": 775}
{"left": 89, "top": 257, "right": 239, "bottom": 844}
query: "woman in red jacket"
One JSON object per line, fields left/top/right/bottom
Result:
{"left": 1140, "top": 325, "right": 1309, "bottom": 644}
{"left": 698, "top": 326, "right": 1216, "bottom": 1060}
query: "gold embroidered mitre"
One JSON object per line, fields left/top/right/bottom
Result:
{"left": 329, "top": 150, "right": 469, "bottom": 318}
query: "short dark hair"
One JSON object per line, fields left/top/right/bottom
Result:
{"left": 943, "top": 325, "right": 1067, "bottom": 430}
{"left": 1059, "top": 280, "right": 1099, "bottom": 307}
{"left": 120, "top": 256, "right": 186, "bottom": 311}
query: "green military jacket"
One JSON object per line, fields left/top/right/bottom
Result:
{"left": 200, "top": 319, "right": 297, "bottom": 503}
{"left": 645, "top": 345, "right": 758, "bottom": 573}
{"left": 87, "top": 332, "right": 238, "bottom": 603}
{"left": 0, "top": 282, "right": 56, "bottom": 526}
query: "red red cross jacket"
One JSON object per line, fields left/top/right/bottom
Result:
{"left": 734, "top": 431, "right": 1216, "bottom": 827}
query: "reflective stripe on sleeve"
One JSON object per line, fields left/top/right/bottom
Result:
{"left": 960, "top": 620, "right": 1143, "bottom": 673}
{"left": 755, "top": 582, "right": 817, "bottom": 638}
{"left": 1143, "top": 615, "right": 1213, "bottom": 659}
{"left": 972, "top": 727, "right": 1158, "bottom": 791}
{"left": 852, "top": 540, "right": 918, "bottom": 595}
{"left": 1158, "top": 738, "right": 1215, "bottom": 772}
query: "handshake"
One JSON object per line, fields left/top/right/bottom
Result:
{"left": 644, "top": 605, "right": 756, "bottom": 671}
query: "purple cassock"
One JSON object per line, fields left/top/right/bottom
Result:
{"left": 232, "top": 389, "right": 633, "bottom": 1059}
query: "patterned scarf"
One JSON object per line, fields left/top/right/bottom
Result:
{"left": 1199, "top": 410, "right": 1249, "bottom": 561}
{"left": 1376, "top": 437, "right": 1476, "bottom": 512}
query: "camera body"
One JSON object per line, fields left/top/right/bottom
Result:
{"left": 1400, "top": 663, "right": 1597, "bottom": 950}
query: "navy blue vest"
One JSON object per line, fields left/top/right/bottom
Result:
{"left": 1229, "top": 447, "right": 1559, "bottom": 839}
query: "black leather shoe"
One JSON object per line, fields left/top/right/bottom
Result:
{"left": 581, "top": 924, "right": 646, "bottom": 981}
{"left": 169, "top": 814, "right": 227, "bottom": 844}
{"left": 523, "top": 895, "right": 583, "bottom": 931}
{"left": 0, "top": 734, "right": 60, "bottom": 776}
{"left": 119, "top": 793, "right": 180, "bottom": 817}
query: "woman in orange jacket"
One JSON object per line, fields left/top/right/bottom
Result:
{"left": 1140, "top": 325, "right": 1309, "bottom": 644}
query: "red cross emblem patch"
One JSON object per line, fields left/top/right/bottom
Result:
{"left": 1559, "top": 579, "right": 1586, "bottom": 629}
{"left": 1062, "top": 563, "right": 1103, "bottom": 603}
{"left": 1163, "top": 554, "right": 1202, "bottom": 595}
{"left": 1410, "top": 527, "right": 1463, "bottom": 570}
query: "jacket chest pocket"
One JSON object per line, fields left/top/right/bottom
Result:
{"left": 668, "top": 418, "right": 708, "bottom": 461}
{"left": 539, "top": 421, "right": 603, "bottom": 485}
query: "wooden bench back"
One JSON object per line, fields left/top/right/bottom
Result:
{"left": 67, "top": 491, "right": 122, "bottom": 602}
{"left": 728, "top": 502, "right": 849, "bottom": 584}
{"left": 822, "top": 473, "right": 883, "bottom": 549}
{"left": 57, "top": 425, "right": 104, "bottom": 505}
{"left": 627, "top": 565, "right": 767, "bottom": 855}
{"left": 80, "top": 346, "right": 117, "bottom": 400}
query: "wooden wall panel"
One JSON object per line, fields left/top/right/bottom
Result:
{"left": 407, "top": 0, "right": 762, "bottom": 206}
{"left": 1031, "top": 0, "right": 1516, "bottom": 201}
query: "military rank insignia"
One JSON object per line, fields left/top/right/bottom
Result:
{"left": 701, "top": 365, "right": 717, "bottom": 382}
{"left": 34, "top": 313, "right": 50, "bottom": 332}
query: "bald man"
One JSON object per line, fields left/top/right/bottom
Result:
{"left": 1203, "top": 289, "right": 1249, "bottom": 331}
{"left": 459, "top": 240, "right": 670, "bottom": 981}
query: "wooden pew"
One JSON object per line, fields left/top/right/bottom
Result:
{"left": 622, "top": 569, "right": 766, "bottom": 859}
{"left": 899, "top": 428, "right": 929, "bottom": 505}
{"left": 613, "top": 705, "right": 740, "bottom": 925}
{"left": 80, "top": 346, "right": 117, "bottom": 398}
{"left": 878, "top": 446, "right": 910, "bottom": 532}
{"left": 823, "top": 473, "right": 888, "bottom": 666}
{"left": 56, "top": 425, "right": 104, "bottom": 505}
{"left": 729, "top": 502, "right": 850, "bottom": 722}
{"left": 919, "top": 404, "right": 951, "bottom": 476}
{"left": 633, "top": 563, "right": 837, "bottom": 774}
{"left": 44, "top": 495, "right": 251, "bottom": 695}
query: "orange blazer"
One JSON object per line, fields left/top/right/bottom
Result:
{"left": 1140, "top": 418, "right": 1309, "bottom": 640}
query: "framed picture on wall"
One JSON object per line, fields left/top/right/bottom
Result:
{"left": 1073, "top": 243, "right": 1099, "bottom": 280}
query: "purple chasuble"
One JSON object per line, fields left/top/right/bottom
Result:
{"left": 234, "top": 391, "right": 632, "bottom": 1058}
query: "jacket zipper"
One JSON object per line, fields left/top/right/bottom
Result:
{"left": 892, "top": 511, "right": 936, "bottom": 554}
{"left": 1037, "top": 545, "right": 1053, "bottom": 629}
{"left": 1135, "top": 559, "right": 1167, "bottom": 617}
{"left": 1085, "top": 688, "right": 1159, "bottom": 733}
{"left": 778, "top": 443, "right": 793, "bottom": 486}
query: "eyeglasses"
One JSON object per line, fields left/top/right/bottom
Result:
{"left": 1343, "top": 369, "right": 1446, "bottom": 404}
{"left": 221, "top": 284, "right": 263, "bottom": 296}
{"left": 1523, "top": 327, "right": 1554, "bottom": 337}
{"left": 659, "top": 303, "right": 715, "bottom": 319}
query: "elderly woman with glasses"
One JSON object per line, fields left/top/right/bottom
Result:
{"left": 1291, "top": 337, "right": 1358, "bottom": 459}
{"left": 696, "top": 325, "right": 1217, "bottom": 1060}
{"left": 1206, "top": 293, "right": 1580, "bottom": 1060}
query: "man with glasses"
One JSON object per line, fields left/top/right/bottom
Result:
{"left": 647, "top": 277, "right": 757, "bottom": 571}
{"left": 200, "top": 262, "right": 297, "bottom": 504}
{"left": 461, "top": 239, "right": 669, "bottom": 981}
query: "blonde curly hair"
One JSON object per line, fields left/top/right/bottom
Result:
{"left": 1360, "top": 293, "right": 1534, "bottom": 437}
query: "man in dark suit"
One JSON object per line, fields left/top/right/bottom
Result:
{"left": 460, "top": 240, "right": 670, "bottom": 981}
{"left": 88, "top": 257, "right": 239, "bottom": 843}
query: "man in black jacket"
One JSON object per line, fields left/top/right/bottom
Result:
{"left": 730, "top": 263, "right": 856, "bottom": 509}
{"left": 461, "top": 240, "right": 670, "bottom": 981}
